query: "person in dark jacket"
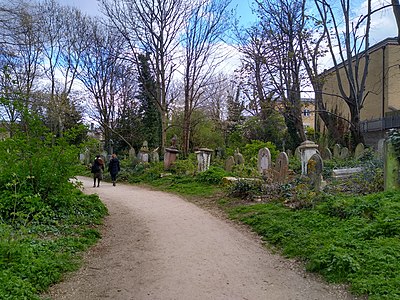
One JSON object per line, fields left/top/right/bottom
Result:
{"left": 91, "top": 155, "right": 104, "bottom": 187}
{"left": 108, "top": 153, "right": 121, "bottom": 186}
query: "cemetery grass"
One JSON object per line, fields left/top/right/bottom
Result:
{"left": 132, "top": 165, "right": 398, "bottom": 299}
{"left": 0, "top": 188, "right": 108, "bottom": 300}
{"left": 227, "top": 190, "right": 400, "bottom": 300}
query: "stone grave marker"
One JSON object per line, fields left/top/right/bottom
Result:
{"left": 307, "top": 153, "right": 324, "bottom": 190}
{"left": 298, "top": 140, "right": 319, "bottom": 175}
{"left": 274, "top": 152, "right": 289, "bottom": 183}
{"left": 258, "top": 148, "right": 271, "bottom": 175}
{"left": 354, "top": 143, "right": 365, "bottom": 159}
{"left": 333, "top": 144, "right": 341, "bottom": 158}
{"left": 225, "top": 156, "right": 235, "bottom": 172}
{"left": 340, "top": 147, "right": 349, "bottom": 159}
{"left": 320, "top": 147, "right": 332, "bottom": 160}
{"left": 234, "top": 148, "right": 245, "bottom": 165}
{"left": 196, "top": 148, "right": 213, "bottom": 172}
{"left": 377, "top": 139, "right": 385, "bottom": 157}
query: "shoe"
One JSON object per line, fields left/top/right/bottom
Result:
{"left": 93, "top": 185, "right": 96, "bottom": 187}
{"left": 97, "top": 185, "right": 100, "bottom": 187}
{"left": 113, "top": 182, "right": 116, "bottom": 186}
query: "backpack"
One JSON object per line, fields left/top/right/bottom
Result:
{"left": 91, "top": 163, "right": 100, "bottom": 173}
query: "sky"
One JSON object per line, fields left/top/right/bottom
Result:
{"left": 57, "top": 0, "right": 397, "bottom": 44}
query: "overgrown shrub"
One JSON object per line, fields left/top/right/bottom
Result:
{"left": 228, "top": 179, "right": 262, "bottom": 200}
{"left": 196, "top": 166, "right": 229, "bottom": 184}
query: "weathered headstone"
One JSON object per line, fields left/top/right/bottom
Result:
{"left": 129, "top": 147, "right": 136, "bottom": 160}
{"left": 258, "top": 148, "right": 271, "bottom": 175}
{"left": 377, "top": 139, "right": 385, "bottom": 157}
{"left": 333, "top": 144, "right": 341, "bottom": 158}
{"left": 164, "top": 136, "right": 179, "bottom": 170}
{"left": 286, "top": 149, "right": 292, "bottom": 158}
{"left": 234, "top": 148, "right": 245, "bottom": 165}
{"left": 274, "top": 152, "right": 289, "bottom": 183}
{"left": 354, "top": 143, "right": 365, "bottom": 159}
{"left": 225, "top": 156, "right": 235, "bottom": 172}
{"left": 298, "top": 140, "right": 319, "bottom": 175}
{"left": 295, "top": 147, "right": 301, "bottom": 159}
{"left": 320, "top": 147, "right": 332, "bottom": 160}
{"left": 150, "top": 148, "right": 160, "bottom": 163}
{"left": 307, "top": 153, "right": 324, "bottom": 190}
{"left": 384, "top": 140, "right": 400, "bottom": 191}
{"left": 195, "top": 148, "right": 213, "bottom": 172}
{"left": 340, "top": 147, "right": 349, "bottom": 159}
{"left": 138, "top": 141, "right": 150, "bottom": 163}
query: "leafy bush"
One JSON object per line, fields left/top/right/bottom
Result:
{"left": 228, "top": 179, "right": 262, "bottom": 200}
{"left": 196, "top": 166, "right": 229, "bottom": 184}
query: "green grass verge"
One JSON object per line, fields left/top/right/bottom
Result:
{"left": 0, "top": 190, "right": 108, "bottom": 300}
{"left": 228, "top": 191, "right": 400, "bottom": 299}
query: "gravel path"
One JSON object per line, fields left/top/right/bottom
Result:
{"left": 44, "top": 176, "right": 357, "bottom": 300}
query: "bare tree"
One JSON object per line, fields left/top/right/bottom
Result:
{"left": 254, "top": 0, "right": 307, "bottom": 148}
{"left": 76, "top": 19, "right": 129, "bottom": 150}
{"left": 181, "top": 0, "right": 232, "bottom": 155}
{"left": 100, "top": 0, "right": 189, "bottom": 151}
{"left": 0, "top": 0, "right": 43, "bottom": 104}
{"left": 315, "top": 0, "right": 372, "bottom": 146}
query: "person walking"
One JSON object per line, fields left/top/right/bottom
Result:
{"left": 91, "top": 155, "right": 105, "bottom": 187}
{"left": 108, "top": 153, "right": 121, "bottom": 186}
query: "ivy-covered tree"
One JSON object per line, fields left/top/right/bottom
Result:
{"left": 137, "top": 53, "right": 162, "bottom": 149}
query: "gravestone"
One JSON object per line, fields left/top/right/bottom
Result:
{"left": 164, "top": 136, "right": 179, "bottom": 170}
{"left": 384, "top": 140, "right": 400, "bottom": 191}
{"left": 234, "top": 148, "right": 245, "bottom": 165}
{"left": 298, "top": 140, "right": 319, "bottom": 175}
{"left": 320, "top": 147, "right": 332, "bottom": 160}
{"left": 274, "top": 152, "right": 289, "bottom": 183}
{"left": 129, "top": 147, "right": 136, "bottom": 160}
{"left": 286, "top": 149, "right": 292, "bottom": 158}
{"left": 225, "top": 156, "right": 235, "bottom": 172}
{"left": 307, "top": 153, "right": 324, "bottom": 190}
{"left": 340, "top": 147, "right": 349, "bottom": 159}
{"left": 377, "top": 139, "right": 385, "bottom": 157}
{"left": 258, "top": 148, "right": 272, "bottom": 175}
{"left": 195, "top": 148, "right": 213, "bottom": 172}
{"left": 294, "top": 147, "right": 301, "bottom": 159}
{"left": 138, "top": 141, "right": 150, "bottom": 163}
{"left": 150, "top": 148, "right": 160, "bottom": 163}
{"left": 333, "top": 144, "right": 341, "bottom": 158}
{"left": 354, "top": 143, "right": 365, "bottom": 159}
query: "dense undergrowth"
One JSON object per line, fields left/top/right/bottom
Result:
{"left": 0, "top": 122, "right": 107, "bottom": 299}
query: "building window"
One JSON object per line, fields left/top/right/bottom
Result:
{"left": 303, "top": 109, "right": 311, "bottom": 117}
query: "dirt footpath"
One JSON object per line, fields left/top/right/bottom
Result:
{"left": 44, "top": 176, "right": 357, "bottom": 300}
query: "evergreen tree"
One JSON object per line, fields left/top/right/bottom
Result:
{"left": 136, "top": 53, "right": 161, "bottom": 149}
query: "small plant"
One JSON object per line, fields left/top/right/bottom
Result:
{"left": 228, "top": 179, "right": 262, "bottom": 200}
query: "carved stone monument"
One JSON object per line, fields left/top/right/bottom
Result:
{"left": 138, "top": 141, "right": 150, "bottom": 163}
{"left": 195, "top": 148, "right": 213, "bottom": 172}
{"left": 258, "top": 148, "right": 271, "bottom": 176}
{"left": 164, "top": 136, "right": 179, "bottom": 170}
{"left": 298, "top": 140, "right": 319, "bottom": 175}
